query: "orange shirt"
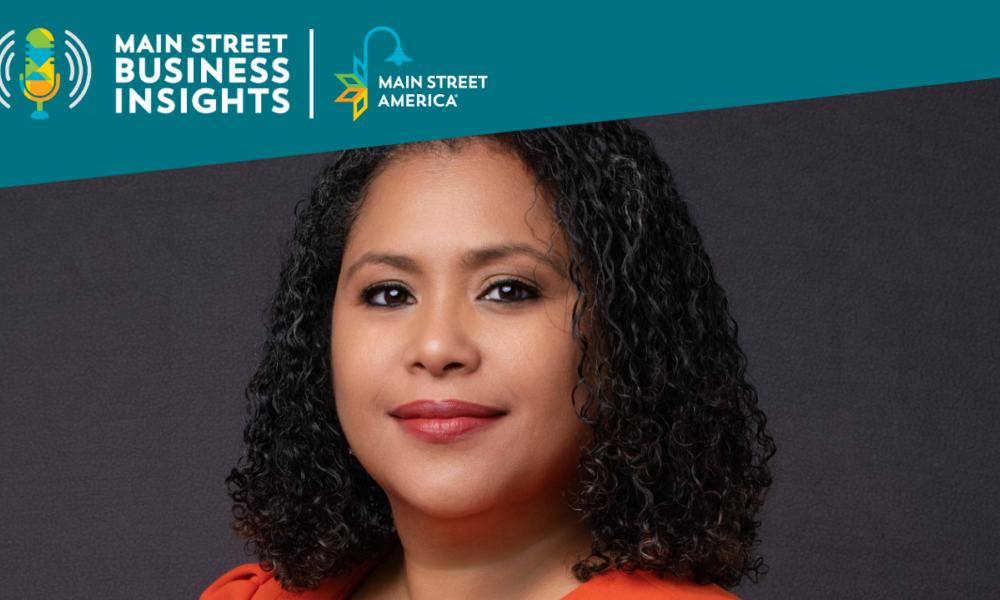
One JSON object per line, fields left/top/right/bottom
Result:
{"left": 201, "top": 562, "right": 739, "bottom": 600}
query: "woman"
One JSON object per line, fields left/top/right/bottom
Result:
{"left": 202, "top": 122, "right": 775, "bottom": 600}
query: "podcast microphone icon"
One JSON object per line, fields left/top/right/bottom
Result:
{"left": 19, "top": 28, "right": 60, "bottom": 119}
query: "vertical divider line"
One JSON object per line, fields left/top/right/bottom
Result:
{"left": 309, "top": 29, "right": 315, "bottom": 119}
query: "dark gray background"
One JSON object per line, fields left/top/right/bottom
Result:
{"left": 2, "top": 78, "right": 998, "bottom": 599}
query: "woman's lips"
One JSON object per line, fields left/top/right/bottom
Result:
{"left": 390, "top": 400, "right": 505, "bottom": 442}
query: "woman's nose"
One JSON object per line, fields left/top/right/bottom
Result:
{"left": 404, "top": 300, "right": 481, "bottom": 377}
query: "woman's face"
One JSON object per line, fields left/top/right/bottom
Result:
{"left": 331, "top": 143, "right": 591, "bottom": 520}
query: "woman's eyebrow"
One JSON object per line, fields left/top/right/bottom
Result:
{"left": 344, "top": 253, "right": 421, "bottom": 281}
{"left": 462, "top": 244, "right": 565, "bottom": 274}
{"left": 344, "top": 244, "right": 565, "bottom": 282}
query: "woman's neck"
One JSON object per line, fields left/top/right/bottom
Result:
{"left": 351, "top": 492, "right": 593, "bottom": 600}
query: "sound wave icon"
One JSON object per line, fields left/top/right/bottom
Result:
{"left": 0, "top": 29, "right": 91, "bottom": 112}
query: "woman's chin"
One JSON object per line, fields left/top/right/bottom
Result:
{"left": 380, "top": 470, "right": 526, "bottom": 521}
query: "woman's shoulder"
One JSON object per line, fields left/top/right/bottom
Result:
{"left": 200, "top": 563, "right": 740, "bottom": 600}
{"left": 569, "top": 568, "right": 741, "bottom": 600}
{"left": 199, "top": 562, "right": 370, "bottom": 600}
{"left": 199, "top": 563, "right": 283, "bottom": 600}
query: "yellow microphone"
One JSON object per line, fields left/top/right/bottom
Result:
{"left": 19, "top": 28, "right": 60, "bottom": 120}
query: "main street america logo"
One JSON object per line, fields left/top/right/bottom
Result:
{"left": 0, "top": 28, "right": 91, "bottom": 119}
{"left": 333, "top": 26, "right": 486, "bottom": 122}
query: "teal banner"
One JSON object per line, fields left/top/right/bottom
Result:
{"left": 0, "top": 0, "right": 997, "bottom": 188}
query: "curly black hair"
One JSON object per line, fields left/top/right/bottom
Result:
{"left": 227, "top": 120, "right": 775, "bottom": 592}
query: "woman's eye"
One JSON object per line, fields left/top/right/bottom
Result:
{"left": 363, "top": 284, "right": 413, "bottom": 307}
{"left": 481, "top": 279, "right": 539, "bottom": 303}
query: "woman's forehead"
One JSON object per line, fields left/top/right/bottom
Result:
{"left": 345, "top": 144, "right": 565, "bottom": 262}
